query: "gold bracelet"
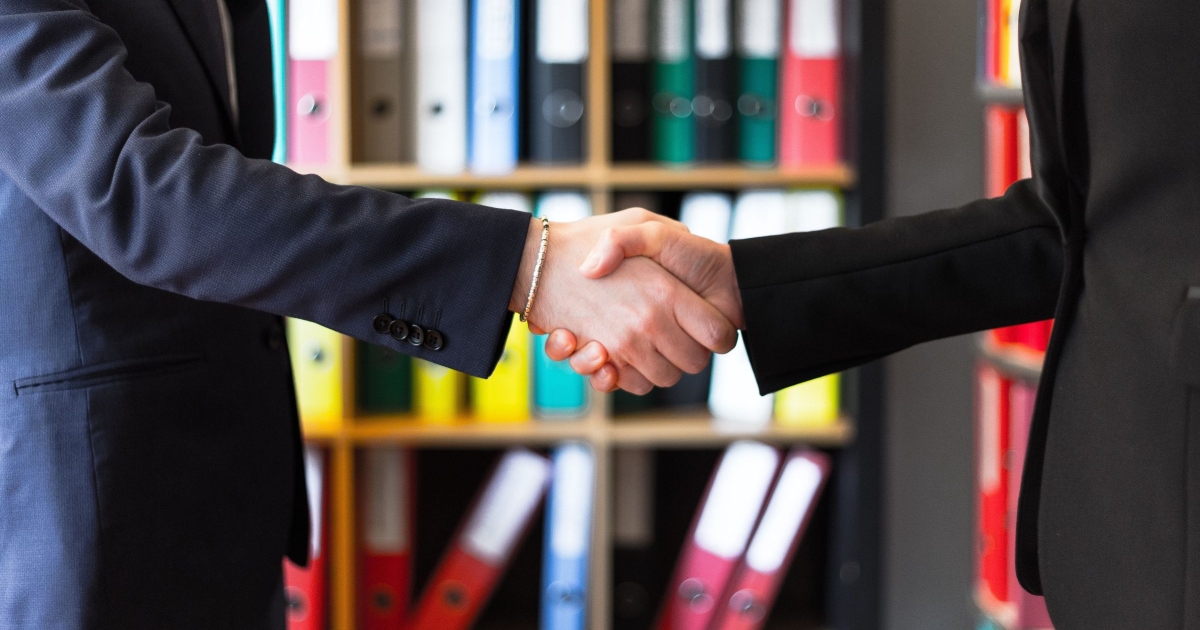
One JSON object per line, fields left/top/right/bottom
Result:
{"left": 520, "top": 218, "right": 550, "bottom": 323}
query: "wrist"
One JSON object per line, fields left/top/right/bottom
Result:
{"left": 509, "top": 216, "right": 544, "bottom": 314}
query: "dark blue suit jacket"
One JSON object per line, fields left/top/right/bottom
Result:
{"left": 0, "top": 0, "right": 529, "bottom": 627}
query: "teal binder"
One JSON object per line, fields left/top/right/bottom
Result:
{"left": 652, "top": 0, "right": 695, "bottom": 164}
{"left": 533, "top": 334, "right": 588, "bottom": 418}
{"left": 738, "top": 56, "right": 778, "bottom": 164}
{"left": 266, "top": 0, "right": 288, "bottom": 164}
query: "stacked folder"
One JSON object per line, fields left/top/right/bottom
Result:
{"left": 975, "top": 368, "right": 1053, "bottom": 629}
{"left": 613, "top": 0, "right": 844, "bottom": 166}
{"left": 282, "top": 0, "right": 591, "bottom": 171}
{"left": 658, "top": 441, "right": 830, "bottom": 630}
{"left": 983, "top": 106, "right": 1053, "bottom": 354}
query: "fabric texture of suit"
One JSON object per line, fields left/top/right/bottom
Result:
{"left": 0, "top": 0, "right": 528, "bottom": 627}
{"left": 732, "top": 0, "right": 1200, "bottom": 627}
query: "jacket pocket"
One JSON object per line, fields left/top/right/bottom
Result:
{"left": 1172, "top": 287, "right": 1200, "bottom": 386}
{"left": 13, "top": 354, "right": 206, "bottom": 396}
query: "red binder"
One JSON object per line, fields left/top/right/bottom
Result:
{"left": 657, "top": 442, "right": 782, "bottom": 630}
{"left": 287, "top": 0, "right": 338, "bottom": 164}
{"left": 285, "top": 446, "right": 329, "bottom": 630}
{"left": 408, "top": 449, "right": 552, "bottom": 630}
{"left": 779, "top": 0, "right": 843, "bottom": 167}
{"left": 1007, "top": 382, "right": 1054, "bottom": 629}
{"left": 977, "top": 366, "right": 1011, "bottom": 608}
{"left": 984, "top": 0, "right": 1002, "bottom": 83}
{"left": 709, "top": 449, "right": 831, "bottom": 630}
{"left": 985, "top": 105, "right": 1019, "bottom": 198}
{"left": 359, "top": 447, "right": 414, "bottom": 630}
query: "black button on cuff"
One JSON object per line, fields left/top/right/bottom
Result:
{"left": 373, "top": 313, "right": 395, "bottom": 334}
{"left": 388, "top": 319, "right": 410, "bottom": 342}
{"left": 424, "top": 329, "right": 444, "bottom": 351}
{"left": 407, "top": 324, "right": 425, "bottom": 347}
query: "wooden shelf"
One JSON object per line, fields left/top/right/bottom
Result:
{"left": 977, "top": 82, "right": 1025, "bottom": 106}
{"left": 978, "top": 334, "right": 1044, "bottom": 382}
{"left": 610, "top": 412, "right": 854, "bottom": 447}
{"left": 302, "top": 412, "right": 854, "bottom": 448}
{"left": 289, "top": 163, "right": 857, "bottom": 191}
{"left": 346, "top": 417, "right": 598, "bottom": 445}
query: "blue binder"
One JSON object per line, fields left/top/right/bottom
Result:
{"left": 266, "top": 0, "right": 287, "bottom": 163}
{"left": 540, "top": 443, "right": 594, "bottom": 630}
{"left": 468, "top": 0, "right": 521, "bottom": 174}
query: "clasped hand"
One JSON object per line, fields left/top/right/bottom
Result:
{"left": 511, "top": 208, "right": 743, "bottom": 395}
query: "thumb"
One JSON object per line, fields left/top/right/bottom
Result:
{"left": 579, "top": 223, "right": 670, "bottom": 279}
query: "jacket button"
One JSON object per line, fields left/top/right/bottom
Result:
{"left": 388, "top": 319, "right": 410, "bottom": 342}
{"left": 408, "top": 324, "right": 425, "bottom": 347}
{"left": 373, "top": 313, "right": 395, "bottom": 334}
{"left": 424, "top": 330, "right": 444, "bottom": 351}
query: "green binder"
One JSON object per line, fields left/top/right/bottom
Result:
{"left": 266, "top": 0, "right": 287, "bottom": 164}
{"left": 738, "top": 56, "right": 778, "bottom": 164}
{"left": 736, "top": 0, "right": 781, "bottom": 164}
{"left": 652, "top": 0, "right": 694, "bottom": 164}
{"left": 355, "top": 341, "right": 413, "bottom": 414}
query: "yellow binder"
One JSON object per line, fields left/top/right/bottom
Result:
{"left": 413, "top": 359, "right": 462, "bottom": 423}
{"left": 286, "top": 318, "right": 345, "bottom": 433}
{"left": 469, "top": 323, "right": 531, "bottom": 423}
{"left": 774, "top": 373, "right": 840, "bottom": 427}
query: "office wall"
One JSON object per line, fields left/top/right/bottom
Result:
{"left": 883, "top": 0, "right": 983, "bottom": 627}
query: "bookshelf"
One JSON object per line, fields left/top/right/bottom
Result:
{"left": 285, "top": 0, "right": 887, "bottom": 628}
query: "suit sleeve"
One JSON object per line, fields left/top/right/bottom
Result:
{"left": 731, "top": 179, "right": 1064, "bottom": 394}
{"left": 0, "top": 0, "right": 527, "bottom": 378}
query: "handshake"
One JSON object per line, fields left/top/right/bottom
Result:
{"left": 508, "top": 208, "right": 744, "bottom": 395}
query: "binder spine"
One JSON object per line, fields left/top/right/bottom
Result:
{"left": 531, "top": 62, "right": 587, "bottom": 163}
{"left": 652, "top": 0, "right": 695, "bottom": 164}
{"left": 611, "top": 61, "right": 652, "bottom": 161}
{"left": 694, "top": 55, "right": 738, "bottom": 162}
{"left": 737, "top": 56, "right": 777, "bottom": 164}
{"left": 469, "top": 0, "right": 522, "bottom": 174}
{"left": 267, "top": 0, "right": 288, "bottom": 163}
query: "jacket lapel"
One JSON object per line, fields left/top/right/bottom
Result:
{"left": 164, "top": 0, "right": 240, "bottom": 142}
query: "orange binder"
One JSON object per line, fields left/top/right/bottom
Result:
{"left": 710, "top": 449, "right": 831, "bottom": 630}
{"left": 284, "top": 446, "right": 329, "bottom": 630}
{"left": 657, "top": 442, "right": 781, "bottom": 630}
{"left": 408, "top": 449, "right": 552, "bottom": 630}
{"left": 359, "top": 447, "right": 414, "bottom": 630}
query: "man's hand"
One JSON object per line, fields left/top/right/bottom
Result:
{"left": 510, "top": 209, "right": 738, "bottom": 394}
{"left": 543, "top": 220, "right": 745, "bottom": 393}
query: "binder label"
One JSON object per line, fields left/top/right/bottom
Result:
{"left": 289, "top": 0, "right": 339, "bottom": 60}
{"left": 695, "top": 0, "right": 731, "bottom": 59}
{"left": 979, "top": 369, "right": 1001, "bottom": 490}
{"left": 680, "top": 193, "right": 733, "bottom": 243}
{"left": 693, "top": 442, "right": 780, "bottom": 559}
{"left": 550, "top": 445, "right": 594, "bottom": 557}
{"left": 538, "top": 0, "right": 589, "bottom": 63}
{"left": 478, "top": 0, "right": 516, "bottom": 60}
{"left": 361, "top": 0, "right": 403, "bottom": 58}
{"left": 657, "top": 0, "right": 689, "bottom": 62}
{"left": 364, "top": 448, "right": 411, "bottom": 551}
{"left": 739, "top": 0, "right": 781, "bottom": 58}
{"left": 612, "top": 0, "right": 650, "bottom": 61}
{"left": 789, "top": 0, "right": 840, "bottom": 58}
{"left": 745, "top": 456, "right": 823, "bottom": 572}
{"left": 462, "top": 450, "right": 550, "bottom": 564}
{"left": 304, "top": 447, "right": 325, "bottom": 556}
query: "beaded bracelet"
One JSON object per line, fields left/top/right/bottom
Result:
{"left": 520, "top": 218, "right": 550, "bottom": 323}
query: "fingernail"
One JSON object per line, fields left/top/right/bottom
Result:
{"left": 579, "top": 254, "right": 599, "bottom": 273}
{"left": 583, "top": 345, "right": 602, "bottom": 364}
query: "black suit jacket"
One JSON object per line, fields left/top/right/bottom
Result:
{"left": 0, "top": 0, "right": 527, "bottom": 627}
{"left": 734, "top": 0, "right": 1200, "bottom": 626}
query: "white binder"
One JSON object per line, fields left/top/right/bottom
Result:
{"left": 415, "top": 0, "right": 469, "bottom": 173}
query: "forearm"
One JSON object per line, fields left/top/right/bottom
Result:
{"left": 733, "top": 179, "right": 1064, "bottom": 393}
